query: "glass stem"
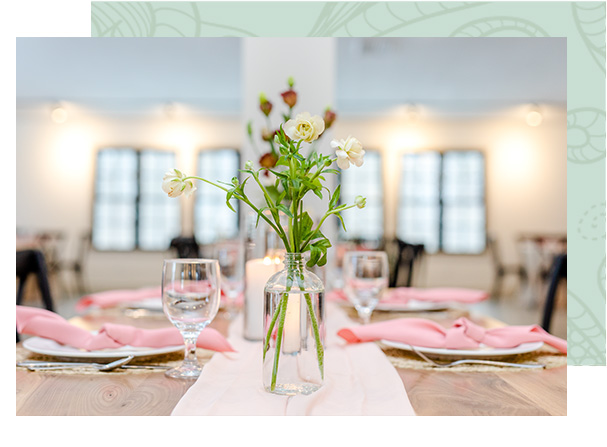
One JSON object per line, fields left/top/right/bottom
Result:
{"left": 182, "top": 331, "right": 200, "bottom": 365}
{"left": 358, "top": 308, "right": 372, "bottom": 325}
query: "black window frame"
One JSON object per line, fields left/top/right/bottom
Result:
{"left": 91, "top": 146, "right": 180, "bottom": 252}
{"left": 397, "top": 149, "right": 487, "bottom": 255}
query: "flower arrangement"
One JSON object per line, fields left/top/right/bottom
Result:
{"left": 246, "top": 77, "right": 337, "bottom": 198}
{"left": 162, "top": 91, "right": 365, "bottom": 393}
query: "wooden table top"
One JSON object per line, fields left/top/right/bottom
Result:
{"left": 16, "top": 307, "right": 566, "bottom": 416}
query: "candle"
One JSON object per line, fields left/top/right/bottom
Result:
{"left": 282, "top": 292, "right": 301, "bottom": 353}
{"left": 244, "top": 257, "right": 278, "bottom": 340}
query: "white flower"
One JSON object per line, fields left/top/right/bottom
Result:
{"left": 162, "top": 169, "right": 196, "bottom": 198}
{"left": 332, "top": 136, "right": 365, "bottom": 170}
{"left": 354, "top": 195, "right": 366, "bottom": 209}
{"left": 284, "top": 112, "right": 325, "bottom": 143}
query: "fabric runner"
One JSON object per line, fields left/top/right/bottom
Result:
{"left": 171, "top": 302, "right": 415, "bottom": 416}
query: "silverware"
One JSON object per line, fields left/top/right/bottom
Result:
{"left": 408, "top": 345, "right": 546, "bottom": 369}
{"left": 17, "top": 355, "right": 135, "bottom": 372}
{"left": 18, "top": 357, "right": 169, "bottom": 371}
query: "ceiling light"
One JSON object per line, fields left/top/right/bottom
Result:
{"left": 50, "top": 104, "right": 68, "bottom": 124}
{"left": 525, "top": 105, "right": 543, "bottom": 127}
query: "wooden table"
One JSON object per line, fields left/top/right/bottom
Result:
{"left": 16, "top": 307, "right": 566, "bottom": 416}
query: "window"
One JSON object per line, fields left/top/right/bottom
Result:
{"left": 338, "top": 150, "right": 383, "bottom": 241}
{"left": 194, "top": 149, "right": 240, "bottom": 244}
{"left": 92, "top": 148, "right": 180, "bottom": 251}
{"left": 398, "top": 150, "right": 485, "bottom": 254}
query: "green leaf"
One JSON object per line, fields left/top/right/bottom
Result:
{"left": 277, "top": 204, "right": 293, "bottom": 218}
{"left": 329, "top": 184, "right": 341, "bottom": 209}
{"left": 335, "top": 212, "right": 347, "bottom": 232}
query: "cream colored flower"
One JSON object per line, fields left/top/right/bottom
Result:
{"left": 162, "top": 169, "right": 196, "bottom": 198}
{"left": 284, "top": 112, "right": 325, "bottom": 143}
{"left": 354, "top": 195, "right": 366, "bottom": 209}
{"left": 331, "top": 137, "right": 365, "bottom": 170}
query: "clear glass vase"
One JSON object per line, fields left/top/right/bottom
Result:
{"left": 263, "top": 253, "right": 325, "bottom": 395}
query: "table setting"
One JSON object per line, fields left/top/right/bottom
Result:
{"left": 16, "top": 90, "right": 567, "bottom": 417}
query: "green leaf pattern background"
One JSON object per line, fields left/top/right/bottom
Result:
{"left": 91, "top": 1, "right": 606, "bottom": 365}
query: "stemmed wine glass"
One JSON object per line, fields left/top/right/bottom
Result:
{"left": 342, "top": 251, "right": 389, "bottom": 324}
{"left": 213, "top": 240, "right": 244, "bottom": 319}
{"left": 162, "top": 259, "right": 221, "bottom": 379}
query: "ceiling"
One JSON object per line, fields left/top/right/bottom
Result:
{"left": 16, "top": 37, "right": 566, "bottom": 116}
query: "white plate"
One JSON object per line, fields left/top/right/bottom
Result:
{"left": 380, "top": 340, "right": 544, "bottom": 359}
{"left": 375, "top": 300, "right": 449, "bottom": 312}
{"left": 22, "top": 336, "right": 183, "bottom": 359}
{"left": 122, "top": 297, "right": 163, "bottom": 311}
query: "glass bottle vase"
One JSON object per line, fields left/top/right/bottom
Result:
{"left": 263, "top": 253, "right": 325, "bottom": 395}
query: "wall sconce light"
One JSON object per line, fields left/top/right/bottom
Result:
{"left": 50, "top": 103, "right": 68, "bottom": 124}
{"left": 401, "top": 103, "right": 420, "bottom": 124}
{"left": 525, "top": 104, "right": 543, "bottom": 127}
{"left": 164, "top": 102, "right": 177, "bottom": 120}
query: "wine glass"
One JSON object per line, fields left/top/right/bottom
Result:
{"left": 162, "top": 259, "right": 221, "bottom": 379}
{"left": 342, "top": 251, "right": 389, "bottom": 324}
{"left": 214, "top": 240, "right": 244, "bottom": 319}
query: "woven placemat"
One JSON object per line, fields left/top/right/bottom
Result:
{"left": 381, "top": 346, "right": 567, "bottom": 372}
{"left": 15, "top": 345, "right": 214, "bottom": 375}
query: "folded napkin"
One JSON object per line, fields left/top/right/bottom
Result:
{"left": 16, "top": 305, "right": 235, "bottom": 352}
{"left": 75, "top": 287, "right": 162, "bottom": 312}
{"left": 337, "top": 317, "right": 567, "bottom": 353}
{"left": 328, "top": 287, "right": 489, "bottom": 304}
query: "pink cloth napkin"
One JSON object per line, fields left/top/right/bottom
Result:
{"left": 75, "top": 287, "right": 162, "bottom": 312}
{"left": 327, "top": 287, "right": 489, "bottom": 304}
{"left": 337, "top": 317, "right": 567, "bottom": 353}
{"left": 16, "top": 305, "right": 235, "bottom": 352}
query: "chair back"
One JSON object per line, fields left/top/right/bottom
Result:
{"left": 390, "top": 239, "right": 425, "bottom": 288}
{"left": 541, "top": 253, "right": 566, "bottom": 332}
{"left": 170, "top": 236, "right": 200, "bottom": 258}
{"left": 16, "top": 249, "right": 55, "bottom": 342}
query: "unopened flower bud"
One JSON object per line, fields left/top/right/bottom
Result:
{"left": 354, "top": 195, "right": 366, "bottom": 209}
{"left": 280, "top": 89, "right": 297, "bottom": 108}
{"left": 259, "top": 152, "right": 278, "bottom": 169}
{"left": 259, "top": 93, "right": 272, "bottom": 116}
{"left": 324, "top": 107, "right": 337, "bottom": 129}
{"left": 244, "top": 160, "right": 253, "bottom": 170}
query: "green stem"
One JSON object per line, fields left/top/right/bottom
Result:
{"left": 296, "top": 273, "right": 324, "bottom": 379}
{"left": 263, "top": 293, "right": 285, "bottom": 362}
{"left": 271, "top": 286, "right": 289, "bottom": 391}
{"left": 299, "top": 204, "right": 357, "bottom": 252}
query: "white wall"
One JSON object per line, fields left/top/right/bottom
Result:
{"left": 16, "top": 102, "right": 242, "bottom": 291}
{"left": 334, "top": 104, "right": 567, "bottom": 289}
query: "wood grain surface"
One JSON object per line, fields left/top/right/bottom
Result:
{"left": 16, "top": 307, "right": 566, "bottom": 416}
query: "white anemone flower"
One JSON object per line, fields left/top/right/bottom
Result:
{"left": 284, "top": 112, "right": 325, "bottom": 143}
{"left": 331, "top": 137, "right": 365, "bottom": 170}
{"left": 162, "top": 169, "right": 197, "bottom": 198}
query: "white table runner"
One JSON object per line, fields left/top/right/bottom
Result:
{"left": 171, "top": 302, "right": 415, "bottom": 416}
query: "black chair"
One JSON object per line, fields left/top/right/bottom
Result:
{"left": 390, "top": 239, "right": 425, "bottom": 288}
{"left": 170, "top": 236, "right": 200, "bottom": 258}
{"left": 541, "top": 253, "right": 566, "bottom": 333}
{"left": 16, "top": 249, "right": 55, "bottom": 342}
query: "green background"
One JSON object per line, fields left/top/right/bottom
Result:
{"left": 91, "top": 1, "right": 606, "bottom": 365}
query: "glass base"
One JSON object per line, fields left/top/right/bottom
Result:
{"left": 264, "top": 382, "right": 322, "bottom": 396}
{"left": 164, "top": 363, "right": 202, "bottom": 380}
